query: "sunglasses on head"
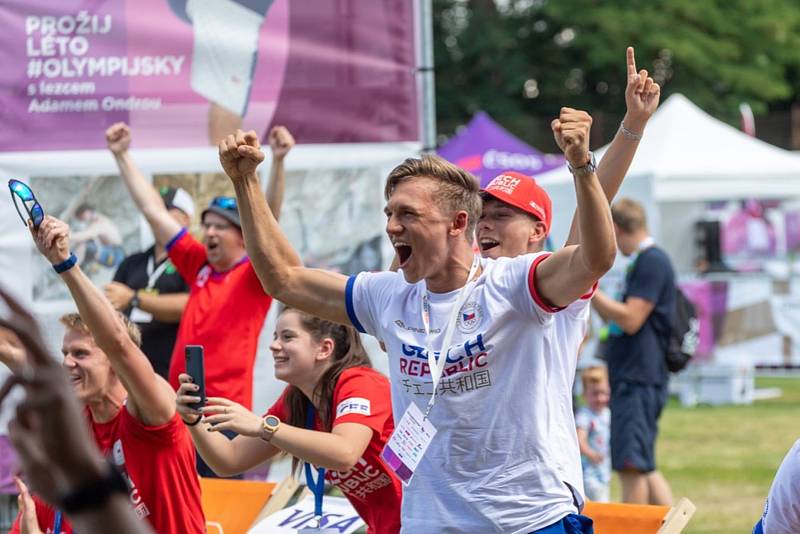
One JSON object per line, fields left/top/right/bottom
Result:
{"left": 210, "top": 196, "right": 237, "bottom": 210}
{"left": 8, "top": 179, "right": 44, "bottom": 229}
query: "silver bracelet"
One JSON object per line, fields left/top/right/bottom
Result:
{"left": 619, "top": 121, "right": 643, "bottom": 141}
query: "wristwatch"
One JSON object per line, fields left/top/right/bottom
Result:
{"left": 260, "top": 415, "right": 280, "bottom": 442}
{"left": 567, "top": 151, "right": 597, "bottom": 178}
{"left": 129, "top": 290, "right": 140, "bottom": 310}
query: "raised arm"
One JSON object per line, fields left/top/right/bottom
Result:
{"left": 219, "top": 130, "right": 351, "bottom": 326}
{"left": 104, "top": 282, "right": 188, "bottom": 323}
{"left": 265, "top": 125, "right": 294, "bottom": 221}
{"left": 31, "top": 217, "right": 175, "bottom": 426}
{"left": 106, "top": 123, "right": 182, "bottom": 245}
{"left": 0, "top": 294, "right": 154, "bottom": 534}
{"left": 564, "top": 47, "right": 660, "bottom": 246}
{"left": 536, "top": 109, "right": 616, "bottom": 308}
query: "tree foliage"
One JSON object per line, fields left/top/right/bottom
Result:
{"left": 434, "top": 0, "right": 800, "bottom": 148}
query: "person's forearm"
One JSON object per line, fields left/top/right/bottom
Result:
{"left": 269, "top": 425, "right": 363, "bottom": 472}
{"left": 113, "top": 152, "right": 163, "bottom": 221}
{"left": 61, "top": 267, "right": 138, "bottom": 358}
{"left": 573, "top": 172, "right": 616, "bottom": 276}
{"left": 113, "top": 152, "right": 179, "bottom": 244}
{"left": 68, "top": 494, "right": 154, "bottom": 534}
{"left": 190, "top": 422, "right": 276, "bottom": 477}
{"left": 265, "top": 158, "right": 286, "bottom": 222}
{"left": 592, "top": 291, "right": 627, "bottom": 324}
{"left": 564, "top": 113, "right": 646, "bottom": 247}
{"left": 232, "top": 173, "right": 302, "bottom": 298}
{"left": 136, "top": 292, "right": 188, "bottom": 323}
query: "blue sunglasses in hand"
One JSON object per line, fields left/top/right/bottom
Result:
{"left": 8, "top": 179, "right": 44, "bottom": 229}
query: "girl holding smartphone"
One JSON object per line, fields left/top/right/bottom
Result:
{"left": 176, "top": 307, "right": 401, "bottom": 534}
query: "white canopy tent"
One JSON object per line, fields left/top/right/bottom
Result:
{"left": 536, "top": 93, "right": 800, "bottom": 271}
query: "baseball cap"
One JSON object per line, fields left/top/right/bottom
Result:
{"left": 481, "top": 171, "right": 552, "bottom": 235}
{"left": 159, "top": 186, "right": 195, "bottom": 217}
{"left": 201, "top": 196, "right": 241, "bottom": 228}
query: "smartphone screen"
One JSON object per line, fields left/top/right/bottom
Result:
{"left": 185, "top": 345, "right": 206, "bottom": 410}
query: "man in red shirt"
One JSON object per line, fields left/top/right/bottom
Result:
{"left": 5, "top": 215, "right": 205, "bottom": 534}
{"left": 106, "top": 123, "right": 294, "bottom": 412}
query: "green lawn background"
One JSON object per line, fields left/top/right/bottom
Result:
{"left": 610, "top": 377, "right": 799, "bottom": 534}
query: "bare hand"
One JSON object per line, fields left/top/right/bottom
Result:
{"left": 551, "top": 108, "right": 592, "bottom": 168}
{"left": 0, "top": 328, "right": 28, "bottom": 374}
{"left": 15, "top": 478, "right": 44, "bottom": 534}
{"left": 200, "top": 397, "right": 263, "bottom": 437}
{"left": 587, "top": 450, "right": 605, "bottom": 465}
{"left": 104, "top": 282, "right": 135, "bottom": 311}
{"left": 623, "top": 47, "right": 660, "bottom": 132}
{"left": 176, "top": 373, "right": 203, "bottom": 423}
{"left": 268, "top": 125, "right": 295, "bottom": 161}
{"left": 0, "top": 288, "right": 106, "bottom": 507}
{"left": 105, "top": 122, "right": 132, "bottom": 155}
{"left": 29, "top": 216, "right": 70, "bottom": 265}
{"left": 219, "top": 129, "right": 265, "bottom": 182}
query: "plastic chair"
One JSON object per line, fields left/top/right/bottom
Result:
{"left": 582, "top": 497, "right": 696, "bottom": 534}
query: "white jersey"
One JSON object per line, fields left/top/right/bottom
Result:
{"left": 759, "top": 439, "right": 800, "bottom": 534}
{"left": 346, "top": 252, "right": 587, "bottom": 533}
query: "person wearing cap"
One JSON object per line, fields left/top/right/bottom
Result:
{"left": 217, "top": 103, "right": 615, "bottom": 531}
{"left": 104, "top": 187, "right": 194, "bottom": 379}
{"left": 477, "top": 47, "right": 662, "bottom": 506}
{"left": 105, "top": 123, "right": 295, "bottom": 476}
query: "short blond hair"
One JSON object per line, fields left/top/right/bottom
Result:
{"left": 611, "top": 198, "right": 648, "bottom": 234}
{"left": 59, "top": 313, "right": 142, "bottom": 348}
{"left": 581, "top": 365, "right": 609, "bottom": 391}
{"left": 385, "top": 154, "right": 481, "bottom": 240}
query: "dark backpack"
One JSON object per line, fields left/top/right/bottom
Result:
{"left": 665, "top": 287, "right": 699, "bottom": 373}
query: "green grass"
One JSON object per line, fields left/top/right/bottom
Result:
{"left": 609, "top": 377, "right": 800, "bottom": 534}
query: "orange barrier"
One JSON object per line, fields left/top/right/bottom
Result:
{"left": 583, "top": 497, "right": 695, "bottom": 534}
{"left": 200, "top": 478, "right": 277, "bottom": 534}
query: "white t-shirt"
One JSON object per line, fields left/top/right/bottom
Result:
{"left": 758, "top": 439, "right": 800, "bottom": 534}
{"left": 347, "top": 252, "right": 588, "bottom": 533}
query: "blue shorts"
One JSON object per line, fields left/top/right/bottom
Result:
{"left": 530, "top": 514, "right": 593, "bottom": 534}
{"left": 610, "top": 381, "right": 668, "bottom": 472}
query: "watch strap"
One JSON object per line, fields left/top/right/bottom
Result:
{"left": 52, "top": 253, "right": 78, "bottom": 274}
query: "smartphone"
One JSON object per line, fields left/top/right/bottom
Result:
{"left": 185, "top": 345, "right": 207, "bottom": 410}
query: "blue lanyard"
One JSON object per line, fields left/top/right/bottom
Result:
{"left": 53, "top": 510, "right": 63, "bottom": 533}
{"left": 303, "top": 403, "right": 325, "bottom": 525}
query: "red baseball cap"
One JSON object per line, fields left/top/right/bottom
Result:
{"left": 482, "top": 171, "right": 552, "bottom": 234}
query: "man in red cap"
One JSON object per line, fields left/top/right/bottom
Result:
{"left": 476, "top": 46, "right": 661, "bottom": 507}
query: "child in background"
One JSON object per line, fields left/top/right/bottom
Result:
{"left": 576, "top": 366, "right": 612, "bottom": 502}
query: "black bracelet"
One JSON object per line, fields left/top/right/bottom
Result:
{"left": 184, "top": 414, "right": 202, "bottom": 426}
{"left": 60, "top": 463, "right": 129, "bottom": 515}
{"left": 52, "top": 253, "right": 78, "bottom": 274}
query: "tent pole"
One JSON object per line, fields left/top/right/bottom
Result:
{"left": 418, "top": 0, "right": 437, "bottom": 154}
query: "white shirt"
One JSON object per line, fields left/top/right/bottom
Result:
{"left": 347, "top": 252, "right": 587, "bottom": 533}
{"left": 759, "top": 439, "right": 800, "bottom": 534}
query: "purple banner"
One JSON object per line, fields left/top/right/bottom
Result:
{"left": 437, "top": 111, "right": 563, "bottom": 187}
{"left": 0, "top": 0, "right": 419, "bottom": 151}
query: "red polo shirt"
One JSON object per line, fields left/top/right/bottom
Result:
{"left": 166, "top": 229, "right": 273, "bottom": 409}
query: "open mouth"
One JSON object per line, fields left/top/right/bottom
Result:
{"left": 479, "top": 238, "right": 500, "bottom": 252}
{"left": 273, "top": 356, "right": 289, "bottom": 366}
{"left": 207, "top": 242, "right": 219, "bottom": 251}
{"left": 395, "top": 242, "right": 413, "bottom": 267}
{"left": 69, "top": 374, "right": 82, "bottom": 385}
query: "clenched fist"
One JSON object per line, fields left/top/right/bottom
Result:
{"left": 105, "top": 122, "right": 131, "bottom": 155}
{"left": 218, "top": 129, "right": 266, "bottom": 182}
{"left": 551, "top": 108, "right": 593, "bottom": 169}
{"left": 268, "top": 125, "right": 295, "bottom": 161}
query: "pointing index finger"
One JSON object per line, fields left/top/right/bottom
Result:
{"left": 627, "top": 47, "right": 637, "bottom": 78}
